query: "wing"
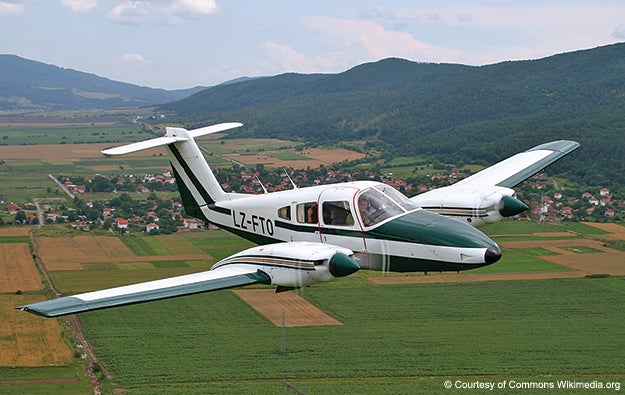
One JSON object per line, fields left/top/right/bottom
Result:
{"left": 16, "top": 241, "right": 358, "bottom": 318}
{"left": 411, "top": 140, "right": 580, "bottom": 226}
{"left": 455, "top": 140, "right": 580, "bottom": 188}
{"left": 16, "top": 266, "right": 270, "bottom": 318}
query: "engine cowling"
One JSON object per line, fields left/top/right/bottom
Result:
{"left": 220, "top": 242, "right": 359, "bottom": 288}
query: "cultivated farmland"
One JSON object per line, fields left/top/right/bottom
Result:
{"left": 51, "top": 223, "right": 625, "bottom": 393}
{"left": 0, "top": 295, "right": 73, "bottom": 366}
{"left": 0, "top": 242, "right": 42, "bottom": 292}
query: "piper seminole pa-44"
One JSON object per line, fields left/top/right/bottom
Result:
{"left": 17, "top": 123, "right": 578, "bottom": 317}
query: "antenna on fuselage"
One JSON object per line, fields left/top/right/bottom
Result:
{"left": 283, "top": 169, "right": 298, "bottom": 189}
{"left": 255, "top": 174, "right": 268, "bottom": 194}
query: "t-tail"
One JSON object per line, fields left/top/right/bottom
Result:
{"left": 101, "top": 123, "right": 242, "bottom": 220}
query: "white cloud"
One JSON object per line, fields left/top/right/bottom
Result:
{"left": 119, "top": 53, "right": 150, "bottom": 65}
{"left": 0, "top": 1, "right": 26, "bottom": 17}
{"left": 171, "top": 0, "right": 217, "bottom": 16}
{"left": 260, "top": 41, "right": 335, "bottom": 74}
{"left": 61, "top": 0, "right": 96, "bottom": 13}
{"left": 614, "top": 24, "right": 625, "bottom": 39}
{"left": 107, "top": 0, "right": 216, "bottom": 25}
{"left": 305, "top": 16, "right": 458, "bottom": 63}
{"left": 107, "top": 1, "right": 152, "bottom": 25}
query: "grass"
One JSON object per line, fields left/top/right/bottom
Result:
{"left": 482, "top": 220, "right": 567, "bottom": 235}
{"left": 48, "top": 266, "right": 211, "bottom": 294}
{"left": 469, "top": 248, "right": 567, "bottom": 274}
{"left": 151, "top": 260, "right": 189, "bottom": 268}
{"left": 181, "top": 230, "right": 255, "bottom": 261}
{"left": 0, "top": 124, "right": 149, "bottom": 146}
{"left": 0, "top": 366, "right": 92, "bottom": 395}
{"left": 555, "top": 222, "right": 610, "bottom": 235}
{"left": 119, "top": 235, "right": 170, "bottom": 256}
{"left": 268, "top": 152, "right": 313, "bottom": 161}
{"left": 0, "top": 236, "right": 30, "bottom": 243}
{"left": 559, "top": 245, "right": 603, "bottom": 254}
{"left": 76, "top": 278, "right": 625, "bottom": 394}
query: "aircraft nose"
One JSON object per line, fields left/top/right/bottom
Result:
{"left": 484, "top": 246, "right": 502, "bottom": 264}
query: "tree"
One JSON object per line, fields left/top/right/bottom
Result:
{"left": 14, "top": 210, "right": 26, "bottom": 224}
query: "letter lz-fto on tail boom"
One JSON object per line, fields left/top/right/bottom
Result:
{"left": 21, "top": 122, "right": 549, "bottom": 317}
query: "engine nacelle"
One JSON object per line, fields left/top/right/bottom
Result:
{"left": 410, "top": 184, "right": 528, "bottom": 227}
{"left": 212, "top": 242, "right": 359, "bottom": 288}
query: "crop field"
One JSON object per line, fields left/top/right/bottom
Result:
{"left": 20, "top": 222, "right": 616, "bottom": 393}
{"left": 3, "top": 222, "right": 625, "bottom": 393}
{"left": 0, "top": 123, "right": 151, "bottom": 145}
{"left": 228, "top": 147, "right": 364, "bottom": 168}
{"left": 0, "top": 295, "right": 73, "bottom": 367}
{"left": 233, "top": 289, "right": 343, "bottom": 327}
{"left": 0, "top": 242, "right": 43, "bottom": 292}
{"left": 77, "top": 278, "right": 625, "bottom": 394}
{"left": 0, "top": 227, "right": 32, "bottom": 236}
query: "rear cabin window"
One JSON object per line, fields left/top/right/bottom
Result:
{"left": 277, "top": 206, "right": 291, "bottom": 220}
{"left": 322, "top": 201, "right": 354, "bottom": 226}
{"left": 296, "top": 202, "right": 318, "bottom": 224}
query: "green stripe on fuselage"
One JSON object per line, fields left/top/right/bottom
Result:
{"left": 367, "top": 210, "right": 495, "bottom": 248}
{"left": 365, "top": 253, "right": 489, "bottom": 272}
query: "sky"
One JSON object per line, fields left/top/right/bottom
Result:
{"left": 2, "top": 0, "right": 625, "bottom": 90}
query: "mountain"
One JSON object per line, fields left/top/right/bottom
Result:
{"left": 160, "top": 43, "right": 625, "bottom": 186}
{"left": 0, "top": 54, "right": 206, "bottom": 111}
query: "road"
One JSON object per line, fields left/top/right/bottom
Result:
{"left": 48, "top": 174, "right": 75, "bottom": 199}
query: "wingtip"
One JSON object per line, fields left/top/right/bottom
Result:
{"left": 528, "top": 140, "right": 580, "bottom": 154}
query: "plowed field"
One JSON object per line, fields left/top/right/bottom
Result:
{"left": 233, "top": 289, "right": 342, "bottom": 327}
{"left": 0, "top": 296, "right": 73, "bottom": 366}
{"left": 0, "top": 243, "right": 42, "bottom": 292}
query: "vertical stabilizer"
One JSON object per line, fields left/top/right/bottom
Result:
{"left": 165, "top": 127, "right": 227, "bottom": 218}
{"left": 101, "top": 122, "right": 243, "bottom": 220}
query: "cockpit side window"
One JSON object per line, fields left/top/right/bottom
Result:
{"left": 322, "top": 201, "right": 354, "bottom": 226}
{"left": 374, "top": 185, "right": 420, "bottom": 211}
{"left": 358, "top": 188, "right": 406, "bottom": 227}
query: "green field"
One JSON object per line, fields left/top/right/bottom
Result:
{"left": 120, "top": 234, "right": 172, "bottom": 256}
{"left": 6, "top": 221, "right": 625, "bottom": 394}
{"left": 40, "top": 223, "right": 621, "bottom": 393}
{"left": 0, "top": 366, "right": 92, "bottom": 395}
{"left": 0, "top": 124, "right": 151, "bottom": 145}
{"left": 77, "top": 278, "right": 625, "bottom": 394}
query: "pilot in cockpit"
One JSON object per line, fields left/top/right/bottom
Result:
{"left": 358, "top": 195, "right": 374, "bottom": 226}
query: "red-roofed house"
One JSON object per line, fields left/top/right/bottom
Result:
{"left": 114, "top": 218, "right": 129, "bottom": 229}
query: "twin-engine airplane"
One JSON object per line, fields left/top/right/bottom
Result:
{"left": 17, "top": 123, "right": 578, "bottom": 317}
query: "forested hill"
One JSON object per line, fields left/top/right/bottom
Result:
{"left": 161, "top": 43, "right": 625, "bottom": 186}
{"left": 0, "top": 55, "right": 206, "bottom": 110}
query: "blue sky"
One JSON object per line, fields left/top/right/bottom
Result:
{"left": 2, "top": 0, "right": 625, "bottom": 89}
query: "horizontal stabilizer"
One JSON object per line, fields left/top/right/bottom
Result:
{"left": 188, "top": 122, "right": 243, "bottom": 138}
{"left": 102, "top": 136, "right": 181, "bottom": 156}
{"left": 101, "top": 122, "right": 243, "bottom": 156}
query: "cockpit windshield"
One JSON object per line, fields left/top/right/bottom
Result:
{"left": 357, "top": 185, "right": 420, "bottom": 227}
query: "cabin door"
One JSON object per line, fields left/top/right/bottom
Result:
{"left": 317, "top": 190, "right": 367, "bottom": 264}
